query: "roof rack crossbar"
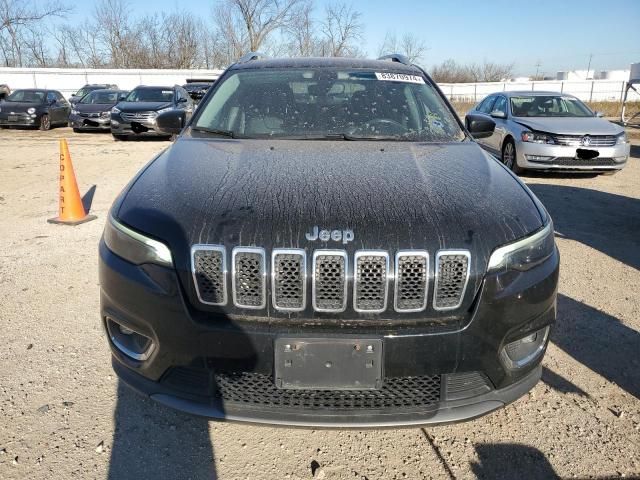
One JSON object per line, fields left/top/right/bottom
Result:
{"left": 377, "top": 54, "right": 411, "bottom": 66}
{"left": 237, "top": 52, "right": 269, "bottom": 64}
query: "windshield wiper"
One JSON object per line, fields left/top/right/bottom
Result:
{"left": 191, "top": 126, "right": 235, "bottom": 138}
{"left": 309, "top": 133, "right": 398, "bottom": 141}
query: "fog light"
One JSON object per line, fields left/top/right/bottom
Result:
{"left": 500, "top": 326, "right": 550, "bottom": 370}
{"left": 106, "top": 317, "right": 155, "bottom": 361}
{"left": 613, "top": 156, "right": 628, "bottom": 162}
{"left": 525, "top": 154, "right": 553, "bottom": 162}
{"left": 111, "top": 120, "right": 119, "bottom": 126}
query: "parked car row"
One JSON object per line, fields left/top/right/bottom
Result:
{"left": 0, "top": 83, "right": 198, "bottom": 140}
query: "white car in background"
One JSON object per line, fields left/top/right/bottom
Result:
{"left": 465, "top": 91, "right": 630, "bottom": 174}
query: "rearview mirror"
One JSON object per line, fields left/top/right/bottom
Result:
{"left": 156, "top": 110, "right": 186, "bottom": 135}
{"left": 490, "top": 110, "right": 507, "bottom": 119}
{"left": 466, "top": 114, "right": 496, "bottom": 139}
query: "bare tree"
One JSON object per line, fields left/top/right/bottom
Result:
{"left": 0, "top": 0, "right": 70, "bottom": 66}
{"left": 378, "top": 31, "right": 427, "bottom": 64}
{"left": 285, "top": 0, "right": 318, "bottom": 56}
{"left": 430, "top": 59, "right": 514, "bottom": 83}
{"left": 320, "top": 2, "right": 362, "bottom": 57}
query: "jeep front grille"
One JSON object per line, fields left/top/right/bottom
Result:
{"left": 395, "top": 251, "right": 429, "bottom": 312}
{"left": 433, "top": 251, "right": 470, "bottom": 311}
{"left": 312, "top": 250, "right": 348, "bottom": 312}
{"left": 232, "top": 247, "right": 266, "bottom": 309}
{"left": 353, "top": 251, "right": 389, "bottom": 313}
{"left": 272, "top": 249, "right": 306, "bottom": 312}
{"left": 191, "top": 246, "right": 472, "bottom": 313}
{"left": 191, "top": 245, "right": 226, "bottom": 305}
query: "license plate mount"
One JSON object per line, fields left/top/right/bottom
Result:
{"left": 575, "top": 148, "right": 599, "bottom": 160}
{"left": 8, "top": 115, "right": 17, "bottom": 122}
{"left": 274, "top": 338, "right": 383, "bottom": 390}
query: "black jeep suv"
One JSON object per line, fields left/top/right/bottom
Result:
{"left": 100, "top": 54, "right": 559, "bottom": 427}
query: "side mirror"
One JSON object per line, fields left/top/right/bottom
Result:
{"left": 490, "top": 110, "right": 507, "bottom": 119}
{"left": 119, "top": 95, "right": 127, "bottom": 101}
{"left": 466, "top": 114, "right": 496, "bottom": 139}
{"left": 595, "top": 111, "right": 604, "bottom": 118}
{"left": 156, "top": 110, "right": 186, "bottom": 134}
{"left": 177, "top": 97, "right": 188, "bottom": 103}
{"left": 49, "top": 98, "right": 57, "bottom": 106}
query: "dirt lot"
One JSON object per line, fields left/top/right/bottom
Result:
{"left": 0, "top": 128, "right": 638, "bottom": 480}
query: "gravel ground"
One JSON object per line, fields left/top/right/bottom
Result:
{"left": 0, "top": 128, "right": 638, "bottom": 480}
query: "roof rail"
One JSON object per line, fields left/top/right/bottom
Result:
{"left": 237, "top": 51, "right": 269, "bottom": 64}
{"left": 377, "top": 53, "right": 411, "bottom": 66}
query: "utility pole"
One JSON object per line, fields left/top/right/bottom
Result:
{"left": 586, "top": 53, "right": 593, "bottom": 80}
{"left": 535, "top": 60, "right": 542, "bottom": 80}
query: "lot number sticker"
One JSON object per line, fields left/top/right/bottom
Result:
{"left": 375, "top": 72, "right": 425, "bottom": 84}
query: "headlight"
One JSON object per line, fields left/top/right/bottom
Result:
{"left": 27, "top": 107, "right": 36, "bottom": 114}
{"left": 71, "top": 109, "right": 79, "bottom": 115}
{"left": 111, "top": 106, "right": 121, "bottom": 114}
{"left": 488, "top": 222, "right": 555, "bottom": 272}
{"left": 103, "top": 215, "right": 173, "bottom": 267}
{"left": 156, "top": 107, "right": 173, "bottom": 115}
{"left": 521, "top": 131, "right": 555, "bottom": 144}
{"left": 101, "top": 111, "right": 110, "bottom": 118}
{"left": 616, "top": 132, "right": 628, "bottom": 144}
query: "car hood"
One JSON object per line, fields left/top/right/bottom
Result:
{"left": 513, "top": 116, "right": 623, "bottom": 135}
{"left": 117, "top": 138, "right": 544, "bottom": 301}
{"left": 117, "top": 101, "right": 172, "bottom": 112}
{"left": 0, "top": 102, "right": 43, "bottom": 112}
{"left": 74, "top": 103, "right": 114, "bottom": 113}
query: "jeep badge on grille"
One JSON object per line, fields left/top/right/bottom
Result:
{"left": 305, "top": 226, "right": 354, "bottom": 244}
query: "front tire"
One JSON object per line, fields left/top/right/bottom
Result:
{"left": 502, "top": 139, "right": 524, "bottom": 174}
{"left": 112, "top": 134, "right": 128, "bottom": 141}
{"left": 39, "top": 114, "right": 51, "bottom": 131}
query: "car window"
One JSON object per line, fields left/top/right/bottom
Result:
{"left": 55, "top": 92, "right": 66, "bottom": 102}
{"left": 80, "top": 91, "right": 120, "bottom": 104}
{"left": 194, "top": 68, "right": 465, "bottom": 142}
{"left": 492, "top": 96, "right": 507, "bottom": 115}
{"left": 478, "top": 96, "right": 496, "bottom": 114}
{"left": 46, "top": 92, "right": 57, "bottom": 104}
{"left": 125, "top": 88, "right": 175, "bottom": 102}
{"left": 510, "top": 95, "right": 593, "bottom": 117}
{"left": 5, "top": 90, "right": 46, "bottom": 103}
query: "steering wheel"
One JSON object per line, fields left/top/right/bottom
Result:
{"left": 353, "top": 118, "right": 409, "bottom": 136}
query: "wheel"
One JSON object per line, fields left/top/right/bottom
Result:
{"left": 73, "top": 128, "right": 81, "bottom": 133}
{"left": 112, "top": 134, "right": 128, "bottom": 141}
{"left": 39, "top": 114, "right": 51, "bottom": 131}
{"left": 502, "top": 139, "right": 524, "bottom": 174}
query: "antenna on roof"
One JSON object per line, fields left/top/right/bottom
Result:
{"left": 377, "top": 53, "right": 411, "bottom": 66}
{"left": 237, "top": 52, "right": 268, "bottom": 63}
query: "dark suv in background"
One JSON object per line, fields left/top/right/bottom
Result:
{"left": 110, "top": 85, "right": 193, "bottom": 140}
{"left": 0, "top": 89, "right": 70, "bottom": 130}
{"left": 69, "top": 89, "right": 129, "bottom": 132}
{"left": 183, "top": 80, "right": 215, "bottom": 104}
{"left": 69, "top": 84, "right": 118, "bottom": 105}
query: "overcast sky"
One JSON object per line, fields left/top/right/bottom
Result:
{"left": 70, "top": 0, "right": 640, "bottom": 76}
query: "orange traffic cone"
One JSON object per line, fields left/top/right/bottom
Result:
{"left": 47, "top": 139, "right": 97, "bottom": 225}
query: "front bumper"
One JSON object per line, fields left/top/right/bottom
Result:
{"left": 99, "top": 241, "right": 559, "bottom": 427}
{"left": 69, "top": 114, "right": 111, "bottom": 130}
{"left": 110, "top": 113, "right": 166, "bottom": 137}
{"left": 0, "top": 112, "right": 38, "bottom": 126}
{"left": 516, "top": 140, "right": 629, "bottom": 171}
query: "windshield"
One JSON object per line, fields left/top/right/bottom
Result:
{"left": 510, "top": 95, "right": 593, "bottom": 117}
{"left": 75, "top": 88, "right": 90, "bottom": 97}
{"left": 194, "top": 68, "right": 464, "bottom": 141}
{"left": 80, "top": 91, "right": 120, "bottom": 104}
{"left": 125, "top": 88, "right": 174, "bottom": 103}
{"left": 5, "top": 90, "right": 45, "bottom": 103}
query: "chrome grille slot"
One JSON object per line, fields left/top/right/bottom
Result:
{"left": 553, "top": 134, "right": 617, "bottom": 147}
{"left": 354, "top": 251, "right": 389, "bottom": 313}
{"left": 272, "top": 249, "right": 306, "bottom": 311}
{"left": 191, "top": 245, "right": 226, "bottom": 306}
{"left": 232, "top": 247, "right": 266, "bottom": 309}
{"left": 121, "top": 111, "right": 157, "bottom": 122}
{"left": 312, "top": 250, "right": 347, "bottom": 312}
{"left": 395, "top": 251, "right": 428, "bottom": 312}
{"left": 433, "top": 250, "right": 470, "bottom": 311}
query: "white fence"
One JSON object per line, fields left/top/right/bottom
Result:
{"left": 0, "top": 67, "right": 224, "bottom": 98}
{"left": 439, "top": 79, "right": 639, "bottom": 103}
{"left": 1, "top": 67, "right": 638, "bottom": 104}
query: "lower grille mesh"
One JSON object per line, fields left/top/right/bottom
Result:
{"left": 214, "top": 372, "right": 441, "bottom": 410}
{"left": 192, "top": 248, "right": 225, "bottom": 305}
{"left": 434, "top": 253, "right": 469, "bottom": 310}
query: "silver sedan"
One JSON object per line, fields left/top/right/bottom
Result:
{"left": 465, "top": 91, "right": 630, "bottom": 174}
